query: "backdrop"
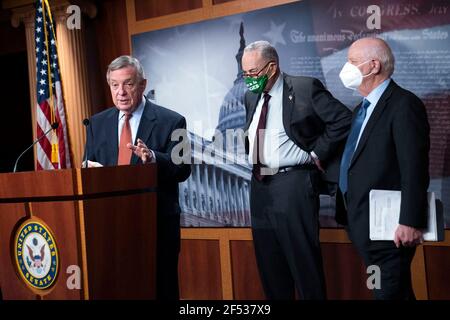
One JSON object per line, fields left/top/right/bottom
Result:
{"left": 131, "top": 0, "right": 450, "bottom": 228}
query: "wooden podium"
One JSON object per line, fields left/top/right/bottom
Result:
{"left": 0, "top": 165, "right": 157, "bottom": 300}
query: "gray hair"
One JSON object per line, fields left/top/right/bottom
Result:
{"left": 106, "top": 55, "right": 146, "bottom": 83}
{"left": 361, "top": 38, "right": 395, "bottom": 77}
{"left": 244, "top": 40, "right": 279, "bottom": 64}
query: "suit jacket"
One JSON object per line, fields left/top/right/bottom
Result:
{"left": 336, "top": 80, "right": 430, "bottom": 250}
{"left": 244, "top": 73, "right": 352, "bottom": 194}
{"left": 85, "top": 98, "right": 191, "bottom": 217}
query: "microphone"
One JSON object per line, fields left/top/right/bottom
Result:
{"left": 13, "top": 122, "right": 59, "bottom": 173}
{"left": 82, "top": 118, "right": 90, "bottom": 168}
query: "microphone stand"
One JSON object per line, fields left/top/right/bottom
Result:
{"left": 13, "top": 123, "right": 58, "bottom": 173}
{"left": 82, "top": 118, "right": 90, "bottom": 168}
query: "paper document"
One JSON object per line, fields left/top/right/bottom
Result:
{"left": 369, "top": 190, "right": 444, "bottom": 241}
{"left": 82, "top": 160, "right": 104, "bottom": 168}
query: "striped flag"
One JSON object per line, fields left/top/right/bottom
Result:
{"left": 35, "top": 0, "right": 71, "bottom": 170}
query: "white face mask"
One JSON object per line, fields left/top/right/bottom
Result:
{"left": 339, "top": 60, "right": 373, "bottom": 90}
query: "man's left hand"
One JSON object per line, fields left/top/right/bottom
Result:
{"left": 394, "top": 224, "right": 424, "bottom": 248}
{"left": 127, "top": 138, "right": 153, "bottom": 164}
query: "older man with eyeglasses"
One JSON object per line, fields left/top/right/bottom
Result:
{"left": 242, "top": 40, "right": 352, "bottom": 300}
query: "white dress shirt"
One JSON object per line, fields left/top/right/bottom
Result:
{"left": 355, "top": 78, "right": 391, "bottom": 148}
{"left": 248, "top": 73, "right": 313, "bottom": 169}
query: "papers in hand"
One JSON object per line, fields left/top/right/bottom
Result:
{"left": 369, "top": 189, "right": 444, "bottom": 241}
{"left": 82, "top": 160, "right": 103, "bottom": 168}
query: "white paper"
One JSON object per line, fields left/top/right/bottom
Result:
{"left": 82, "top": 160, "right": 104, "bottom": 168}
{"left": 369, "top": 190, "right": 442, "bottom": 241}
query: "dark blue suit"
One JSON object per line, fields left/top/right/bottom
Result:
{"left": 336, "top": 80, "right": 430, "bottom": 299}
{"left": 85, "top": 98, "right": 191, "bottom": 299}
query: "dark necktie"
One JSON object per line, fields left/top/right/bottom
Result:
{"left": 252, "top": 93, "right": 271, "bottom": 181}
{"left": 118, "top": 114, "right": 132, "bottom": 165}
{"left": 339, "top": 98, "right": 371, "bottom": 194}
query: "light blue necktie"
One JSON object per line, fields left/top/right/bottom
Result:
{"left": 339, "top": 99, "right": 371, "bottom": 194}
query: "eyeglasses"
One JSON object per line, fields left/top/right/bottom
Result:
{"left": 242, "top": 60, "right": 274, "bottom": 78}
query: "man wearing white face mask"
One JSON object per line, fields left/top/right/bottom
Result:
{"left": 336, "top": 38, "right": 430, "bottom": 300}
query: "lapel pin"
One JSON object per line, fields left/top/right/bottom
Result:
{"left": 289, "top": 95, "right": 293, "bottom": 101}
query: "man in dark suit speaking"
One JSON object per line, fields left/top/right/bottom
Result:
{"left": 242, "top": 41, "right": 352, "bottom": 299}
{"left": 336, "top": 38, "right": 430, "bottom": 299}
{"left": 85, "top": 55, "right": 191, "bottom": 299}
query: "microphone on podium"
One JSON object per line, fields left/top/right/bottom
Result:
{"left": 13, "top": 122, "right": 59, "bottom": 173}
{"left": 82, "top": 118, "right": 90, "bottom": 168}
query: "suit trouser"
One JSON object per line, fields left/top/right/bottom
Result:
{"left": 354, "top": 241, "right": 416, "bottom": 300}
{"left": 156, "top": 212, "right": 181, "bottom": 300}
{"left": 250, "top": 168, "right": 326, "bottom": 300}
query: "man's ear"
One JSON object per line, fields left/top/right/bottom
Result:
{"left": 268, "top": 62, "right": 278, "bottom": 79}
{"left": 140, "top": 78, "right": 147, "bottom": 90}
{"left": 373, "top": 60, "right": 382, "bottom": 75}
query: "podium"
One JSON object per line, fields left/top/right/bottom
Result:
{"left": 0, "top": 165, "right": 157, "bottom": 300}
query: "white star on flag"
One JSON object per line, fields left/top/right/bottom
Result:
{"left": 263, "top": 21, "right": 287, "bottom": 46}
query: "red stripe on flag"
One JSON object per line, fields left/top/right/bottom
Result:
{"left": 36, "top": 123, "right": 54, "bottom": 164}
{"left": 38, "top": 100, "right": 52, "bottom": 124}
{"left": 54, "top": 112, "right": 67, "bottom": 169}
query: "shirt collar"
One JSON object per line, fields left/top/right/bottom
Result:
{"left": 266, "top": 72, "right": 283, "bottom": 96}
{"left": 366, "top": 78, "right": 391, "bottom": 106}
{"left": 119, "top": 95, "right": 146, "bottom": 120}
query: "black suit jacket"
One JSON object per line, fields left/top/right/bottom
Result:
{"left": 244, "top": 73, "right": 352, "bottom": 193}
{"left": 85, "top": 98, "right": 191, "bottom": 217}
{"left": 336, "top": 80, "right": 430, "bottom": 249}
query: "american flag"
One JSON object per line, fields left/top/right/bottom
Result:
{"left": 35, "top": 0, "right": 71, "bottom": 170}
